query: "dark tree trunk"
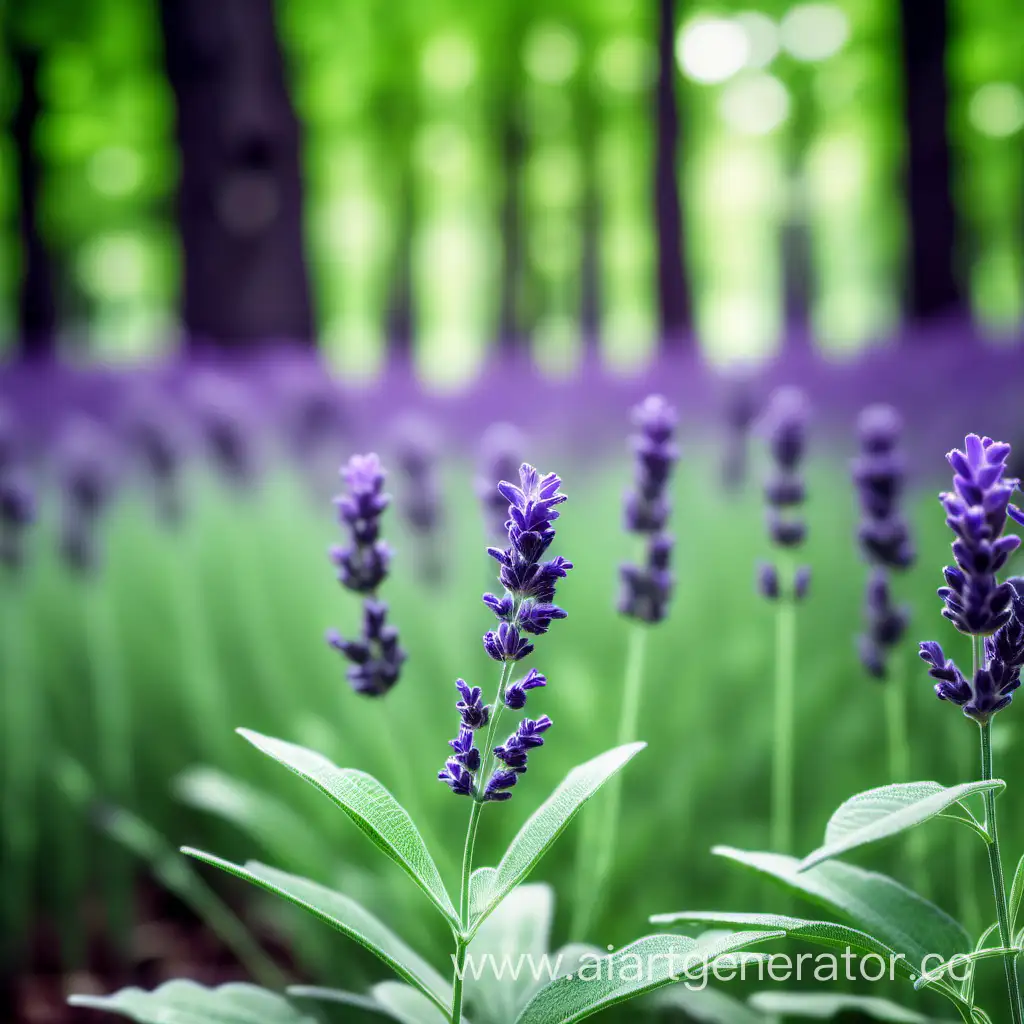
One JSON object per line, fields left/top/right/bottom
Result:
{"left": 159, "top": 0, "right": 314, "bottom": 345}
{"left": 654, "top": 0, "right": 690, "bottom": 347}
{"left": 782, "top": 70, "right": 814, "bottom": 349}
{"left": 899, "top": 0, "right": 961, "bottom": 319}
{"left": 386, "top": 177, "right": 415, "bottom": 358}
{"left": 12, "top": 43, "right": 57, "bottom": 357}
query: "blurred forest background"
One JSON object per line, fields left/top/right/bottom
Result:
{"left": 3, "top": 1, "right": 1024, "bottom": 1023}
{"left": 2, "top": 0, "right": 1022, "bottom": 381}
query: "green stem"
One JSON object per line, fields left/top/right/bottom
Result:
{"left": 771, "top": 578, "right": 797, "bottom": 854}
{"left": 570, "top": 624, "right": 648, "bottom": 938}
{"left": 980, "top": 718, "right": 1023, "bottom": 1024}
{"left": 885, "top": 649, "right": 930, "bottom": 892}
{"left": 450, "top": 660, "right": 514, "bottom": 1024}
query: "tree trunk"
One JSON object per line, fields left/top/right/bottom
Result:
{"left": 12, "top": 42, "right": 57, "bottom": 357}
{"left": 654, "top": 0, "right": 690, "bottom": 347}
{"left": 899, "top": 0, "right": 961, "bottom": 319}
{"left": 159, "top": 0, "right": 314, "bottom": 345}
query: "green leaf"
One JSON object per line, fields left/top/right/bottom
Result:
{"left": 649, "top": 911, "right": 918, "bottom": 982}
{"left": 69, "top": 980, "right": 313, "bottom": 1024}
{"left": 513, "top": 930, "right": 784, "bottom": 1024}
{"left": 237, "top": 729, "right": 457, "bottom": 926}
{"left": 370, "top": 982, "right": 450, "bottom": 1024}
{"left": 650, "top": 985, "right": 766, "bottom": 1023}
{"left": 182, "top": 851, "right": 451, "bottom": 1013}
{"left": 800, "top": 781, "right": 1005, "bottom": 871}
{"left": 748, "top": 991, "right": 946, "bottom": 1022}
{"left": 467, "top": 883, "right": 554, "bottom": 1024}
{"left": 1009, "top": 853, "right": 1024, "bottom": 935}
{"left": 471, "top": 742, "right": 645, "bottom": 933}
{"left": 913, "top": 946, "right": 1022, "bottom": 991}
{"left": 469, "top": 867, "right": 498, "bottom": 923}
{"left": 963, "top": 923, "right": 1000, "bottom": 1006}
{"left": 714, "top": 847, "right": 969, "bottom": 967}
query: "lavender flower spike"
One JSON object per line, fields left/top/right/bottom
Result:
{"left": 327, "top": 454, "right": 406, "bottom": 697}
{"left": 758, "top": 387, "right": 811, "bottom": 600}
{"left": 619, "top": 395, "right": 678, "bottom": 624}
{"left": 919, "top": 431, "right": 1024, "bottom": 723}
{"left": 442, "top": 463, "right": 570, "bottom": 802}
{"left": 938, "top": 434, "right": 1022, "bottom": 636}
{"left": 853, "top": 404, "right": 915, "bottom": 679}
{"left": 0, "top": 472, "right": 35, "bottom": 571}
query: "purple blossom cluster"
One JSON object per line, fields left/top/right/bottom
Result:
{"left": 618, "top": 395, "right": 678, "bottom": 624}
{"left": 758, "top": 387, "right": 811, "bottom": 602}
{"left": 439, "top": 464, "right": 570, "bottom": 802}
{"left": 919, "top": 434, "right": 1024, "bottom": 723}
{"left": 852, "top": 405, "right": 914, "bottom": 679}
{"left": 326, "top": 454, "right": 406, "bottom": 697}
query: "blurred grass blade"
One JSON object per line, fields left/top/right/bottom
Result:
{"left": 288, "top": 986, "right": 390, "bottom": 1015}
{"left": 650, "top": 910, "right": 918, "bottom": 981}
{"left": 800, "top": 781, "right": 1005, "bottom": 871}
{"left": 56, "top": 755, "right": 284, "bottom": 989}
{"left": 183, "top": 850, "right": 452, "bottom": 1012}
{"left": 472, "top": 742, "right": 646, "bottom": 934}
{"left": 237, "top": 728, "right": 457, "bottom": 925}
{"left": 513, "top": 930, "right": 785, "bottom": 1024}
{"left": 1009, "top": 852, "right": 1024, "bottom": 935}
{"left": 650, "top": 985, "right": 767, "bottom": 1024}
{"left": 69, "top": 980, "right": 313, "bottom": 1023}
{"left": 714, "top": 847, "right": 969, "bottom": 967}
{"left": 175, "top": 766, "right": 334, "bottom": 878}
{"left": 748, "top": 992, "right": 943, "bottom": 1021}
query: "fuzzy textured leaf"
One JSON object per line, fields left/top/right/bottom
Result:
{"left": 287, "top": 986, "right": 388, "bottom": 1015}
{"left": 513, "top": 930, "right": 783, "bottom": 1024}
{"left": 182, "top": 851, "right": 450, "bottom": 1012}
{"left": 748, "top": 991, "right": 945, "bottom": 1021}
{"left": 801, "top": 781, "right": 1005, "bottom": 871}
{"left": 237, "top": 729, "right": 456, "bottom": 925}
{"left": 473, "top": 742, "right": 645, "bottom": 932}
{"left": 650, "top": 911, "right": 919, "bottom": 982}
{"left": 1010, "top": 853, "right": 1024, "bottom": 934}
{"left": 69, "top": 980, "right": 313, "bottom": 1024}
{"left": 467, "top": 883, "right": 554, "bottom": 1023}
{"left": 714, "top": 847, "right": 969, "bottom": 967}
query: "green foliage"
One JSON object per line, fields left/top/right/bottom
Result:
{"left": 468, "top": 741, "right": 645, "bottom": 934}
{"left": 747, "top": 991, "right": 948, "bottom": 1021}
{"left": 513, "top": 930, "right": 785, "bottom": 1024}
{"left": 237, "top": 729, "right": 459, "bottom": 926}
{"left": 69, "top": 980, "right": 315, "bottom": 1024}
{"left": 800, "top": 781, "right": 1006, "bottom": 870}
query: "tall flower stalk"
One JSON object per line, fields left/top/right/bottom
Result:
{"left": 919, "top": 434, "right": 1024, "bottom": 1024}
{"left": 572, "top": 394, "right": 678, "bottom": 939}
{"left": 439, "top": 463, "right": 572, "bottom": 1024}
{"left": 758, "top": 387, "right": 811, "bottom": 855}
{"left": 852, "top": 405, "right": 915, "bottom": 780}
{"left": 326, "top": 453, "right": 407, "bottom": 696}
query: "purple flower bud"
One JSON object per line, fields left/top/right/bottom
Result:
{"left": 794, "top": 565, "right": 811, "bottom": 601}
{"left": 456, "top": 679, "right": 490, "bottom": 728}
{"left": 326, "top": 598, "right": 407, "bottom": 697}
{"left": 504, "top": 668, "right": 547, "bottom": 710}
{"left": 758, "top": 562, "right": 780, "bottom": 600}
{"left": 0, "top": 472, "right": 35, "bottom": 572}
{"left": 483, "top": 621, "right": 535, "bottom": 663}
{"left": 619, "top": 534, "right": 674, "bottom": 624}
{"left": 484, "top": 768, "right": 518, "bottom": 801}
{"left": 759, "top": 389, "right": 809, "bottom": 582}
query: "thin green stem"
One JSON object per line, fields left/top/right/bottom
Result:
{"left": 958, "top": 637, "right": 984, "bottom": 936}
{"left": 771, "top": 573, "right": 797, "bottom": 854}
{"left": 980, "top": 718, "right": 1023, "bottom": 1024}
{"left": 450, "top": 659, "right": 514, "bottom": 1024}
{"left": 570, "top": 623, "right": 648, "bottom": 938}
{"left": 885, "top": 649, "right": 931, "bottom": 892}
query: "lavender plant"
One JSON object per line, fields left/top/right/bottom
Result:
{"left": 394, "top": 420, "right": 444, "bottom": 582}
{"left": 477, "top": 422, "right": 526, "bottom": 540}
{"left": 74, "top": 463, "right": 784, "bottom": 1024}
{"left": 326, "top": 453, "right": 407, "bottom": 696}
{"left": 757, "top": 387, "right": 811, "bottom": 854}
{"left": 656, "top": 433, "right": 1024, "bottom": 1024}
{"left": 572, "top": 394, "right": 678, "bottom": 939}
{"left": 852, "top": 405, "right": 915, "bottom": 783}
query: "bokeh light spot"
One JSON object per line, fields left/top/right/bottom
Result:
{"left": 969, "top": 83, "right": 1024, "bottom": 138}
{"left": 719, "top": 75, "right": 790, "bottom": 136}
{"left": 523, "top": 24, "right": 580, "bottom": 85}
{"left": 421, "top": 31, "right": 478, "bottom": 93}
{"left": 675, "top": 18, "right": 749, "bottom": 84}
{"left": 780, "top": 4, "right": 849, "bottom": 62}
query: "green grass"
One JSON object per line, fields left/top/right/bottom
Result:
{"left": 4, "top": 440, "right": 1017, "bottom": 1018}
